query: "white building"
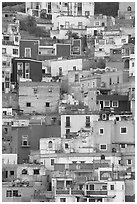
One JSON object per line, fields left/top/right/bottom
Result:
{"left": 61, "top": 112, "right": 99, "bottom": 138}
{"left": 2, "top": 154, "right": 17, "bottom": 164}
{"left": 50, "top": 58, "right": 84, "bottom": 76}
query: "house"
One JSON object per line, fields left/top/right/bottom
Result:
{"left": 96, "top": 88, "right": 130, "bottom": 113}
{"left": 101, "top": 69, "right": 129, "bottom": 88}
{"left": 19, "top": 40, "right": 39, "bottom": 60}
{"left": 19, "top": 81, "right": 60, "bottom": 114}
{"left": 68, "top": 70, "right": 91, "bottom": 85}
{"left": 61, "top": 109, "right": 99, "bottom": 138}
{"left": 121, "top": 43, "right": 135, "bottom": 70}
{"left": 118, "top": 2, "right": 135, "bottom": 19}
{"left": 50, "top": 58, "right": 90, "bottom": 77}
{"left": 51, "top": 15, "right": 90, "bottom": 40}
{"left": 10, "top": 123, "right": 61, "bottom": 164}
{"left": 83, "top": 180, "right": 125, "bottom": 202}
{"left": 11, "top": 58, "right": 42, "bottom": 84}
{"left": 2, "top": 154, "right": 17, "bottom": 165}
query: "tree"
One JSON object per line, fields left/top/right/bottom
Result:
{"left": 96, "top": 58, "right": 106, "bottom": 69}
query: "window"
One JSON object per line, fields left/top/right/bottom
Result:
{"left": 59, "top": 67, "right": 62, "bottom": 76}
{"left": 127, "top": 6, "right": 131, "bottom": 11}
{"left": 81, "top": 161, "right": 85, "bottom": 164}
{"left": 86, "top": 185, "right": 88, "bottom": 190}
{"left": 65, "top": 21, "right": 69, "bottom": 29}
{"left": 13, "top": 190, "right": 19, "bottom": 197}
{"left": 22, "top": 169, "right": 28, "bottom": 174}
{"left": 75, "top": 74, "right": 79, "bottom": 82}
{"left": 17, "top": 62, "right": 23, "bottom": 78}
{"left": 66, "top": 116, "right": 70, "bottom": 127}
{"left": 95, "top": 21, "right": 100, "bottom": 26}
{"left": 33, "top": 169, "right": 40, "bottom": 175}
{"left": 5, "top": 82, "right": 9, "bottom": 88}
{"left": 110, "top": 185, "right": 114, "bottom": 190}
{"left": 120, "top": 144, "right": 126, "bottom": 148}
{"left": 48, "top": 141, "right": 52, "bottom": 148}
{"left": 132, "top": 62, "right": 134, "bottom": 67}
{"left": 86, "top": 116, "right": 90, "bottom": 127}
{"left": 13, "top": 49, "right": 18, "bottom": 55}
{"left": 117, "top": 76, "right": 119, "bottom": 84}
{"left": 90, "top": 184, "right": 94, "bottom": 190}
{"left": 102, "top": 185, "right": 107, "bottom": 190}
{"left": 15, "top": 36, "right": 18, "bottom": 42}
{"left": 99, "top": 48, "right": 103, "bottom": 51}
{"left": 2, "top": 48, "right": 6, "bottom": 54}
{"left": 25, "top": 63, "right": 30, "bottom": 78}
{"left": 46, "top": 102, "right": 50, "bottom": 107}
{"left": 120, "top": 127, "right": 127, "bottom": 134}
{"left": 112, "top": 101, "right": 118, "bottom": 107}
{"left": 100, "top": 144, "right": 107, "bottom": 150}
{"left": 72, "top": 161, "right": 77, "bottom": 164}
{"left": 109, "top": 78, "right": 112, "bottom": 85}
{"left": 127, "top": 159, "right": 132, "bottom": 165}
{"left": 25, "top": 48, "right": 31, "bottom": 58}
{"left": 73, "top": 66, "right": 76, "bottom": 71}
{"left": 85, "top": 11, "right": 90, "bottom": 16}
{"left": 78, "top": 22, "right": 82, "bottom": 28}
{"left": 104, "top": 100, "right": 110, "bottom": 107}
{"left": 6, "top": 190, "right": 12, "bottom": 197}
{"left": 66, "top": 129, "right": 70, "bottom": 136}
{"left": 10, "top": 171, "right": 14, "bottom": 176}
{"left": 22, "top": 135, "right": 28, "bottom": 146}
{"left": 26, "top": 102, "right": 31, "bottom": 107}
{"left": 51, "top": 159, "right": 54, "bottom": 166}
{"left": 99, "top": 128, "right": 104, "bottom": 135}
{"left": 60, "top": 198, "right": 66, "bottom": 202}
{"left": 65, "top": 143, "right": 69, "bottom": 149}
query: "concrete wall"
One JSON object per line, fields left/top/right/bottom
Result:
{"left": 61, "top": 114, "right": 99, "bottom": 138}
{"left": 19, "top": 82, "right": 60, "bottom": 114}
{"left": 51, "top": 58, "right": 83, "bottom": 76}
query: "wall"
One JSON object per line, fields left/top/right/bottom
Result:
{"left": 20, "top": 40, "right": 39, "bottom": 60}
{"left": 40, "top": 138, "right": 62, "bottom": 154}
{"left": 2, "top": 154, "right": 17, "bottom": 164}
{"left": 19, "top": 82, "right": 60, "bottom": 114}
{"left": 51, "top": 58, "right": 83, "bottom": 76}
{"left": 107, "top": 181, "right": 125, "bottom": 202}
{"left": 61, "top": 114, "right": 99, "bottom": 138}
{"left": 2, "top": 45, "right": 19, "bottom": 57}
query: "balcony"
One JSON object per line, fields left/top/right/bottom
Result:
{"left": 56, "top": 189, "right": 84, "bottom": 195}
{"left": 2, "top": 40, "right": 14, "bottom": 46}
{"left": 56, "top": 189, "right": 69, "bottom": 195}
{"left": 86, "top": 190, "right": 107, "bottom": 196}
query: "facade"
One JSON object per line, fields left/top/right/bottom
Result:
{"left": 19, "top": 40, "right": 39, "bottom": 60}
{"left": 19, "top": 81, "right": 60, "bottom": 114}
{"left": 11, "top": 58, "right": 42, "bottom": 83}
{"left": 118, "top": 2, "right": 135, "bottom": 19}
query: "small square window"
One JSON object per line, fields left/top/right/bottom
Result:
{"left": 26, "top": 102, "right": 31, "bottom": 107}
{"left": 110, "top": 185, "right": 114, "bottom": 190}
{"left": 60, "top": 198, "right": 66, "bottom": 202}
{"left": 120, "top": 127, "right": 127, "bottom": 134}
{"left": 120, "top": 144, "right": 126, "bottom": 148}
{"left": 102, "top": 185, "right": 107, "bottom": 190}
{"left": 2, "top": 48, "right": 6, "bottom": 54}
{"left": 104, "top": 101, "right": 110, "bottom": 107}
{"left": 51, "top": 159, "right": 54, "bottom": 166}
{"left": 10, "top": 171, "right": 14, "bottom": 176}
{"left": 99, "top": 128, "right": 104, "bottom": 135}
{"left": 33, "top": 169, "right": 40, "bottom": 175}
{"left": 65, "top": 143, "right": 69, "bottom": 149}
{"left": 127, "top": 159, "right": 132, "bottom": 165}
{"left": 100, "top": 144, "right": 107, "bottom": 150}
{"left": 90, "top": 184, "right": 94, "bottom": 190}
{"left": 13, "top": 49, "right": 18, "bottom": 55}
{"left": 112, "top": 101, "right": 118, "bottom": 107}
{"left": 46, "top": 102, "right": 50, "bottom": 107}
{"left": 13, "top": 190, "right": 19, "bottom": 197}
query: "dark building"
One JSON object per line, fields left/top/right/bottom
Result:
{"left": 11, "top": 58, "right": 42, "bottom": 83}
{"left": 10, "top": 124, "right": 61, "bottom": 164}
{"left": 19, "top": 40, "right": 39, "bottom": 60}
{"left": 56, "top": 43, "right": 71, "bottom": 58}
{"left": 97, "top": 88, "right": 130, "bottom": 113}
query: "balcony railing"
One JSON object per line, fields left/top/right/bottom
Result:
{"left": 56, "top": 189, "right": 69, "bottom": 194}
{"left": 2, "top": 40, "right": 15, "bottom": 46}
{"left": 86, "top": 190, "right": 107, "bottom": 196}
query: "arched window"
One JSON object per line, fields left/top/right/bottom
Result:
{"left": 22, "top": 169, "right": 28, "bottom": 174}
{"left": 127, "top": 6, "right": 131, "bottom": 11}
{"left": 48, "top": 141, "right": 53, "bottom": 148}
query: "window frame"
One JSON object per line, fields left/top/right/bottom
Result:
{"left": 26, "top": 102, "right": 31, "bottom": 107}
{"left": 22, "top": 135, "right": 29, "bottom": 146}
{"left": 127, "top": 159, "right": 132, "bottom": 165}
{"left": 110, "top": 185, "right": 114, "bottom": 190}
{"left": 112, "top": 101, "right": 119, "bottom": 108}
{"left": 6, "top": 190, "right": 12, "bottom": 197}
{"left": 25, "top": 47, "right": 31, "bottom": 58}
{"left": 103, "top": 100, "right": 110, "bottom": 107}
{"left": 99, "top": 144, "right": 107, "bottom": 151}
{"left": 99, "top": 128, "right": 104, "bottom": 135}
{"left": 120, "top": 127, "right": 127, "bottom": 134}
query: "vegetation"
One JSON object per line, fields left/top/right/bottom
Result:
{"left": 95, "top": 2, "right": 119, "bottom": 17}
{"left": 20, "top": 15, "right": 50, "bottom": 37}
